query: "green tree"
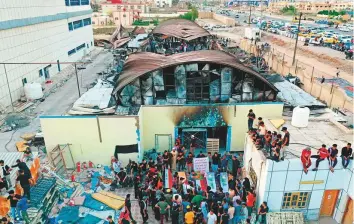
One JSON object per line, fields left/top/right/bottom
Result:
{"left": 280, "top": 6, "right": 297, "bottom": 15}
{"left": 179, "top": 7, "right": 198, "bottom": 21}
{"left": 91, "top": 4, "right": 99, "bottom": 12}
{"left": 172, "top": 0, "right": 179, "bottom": 5}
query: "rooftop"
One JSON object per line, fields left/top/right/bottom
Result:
{"left": 265, "top": 118, "right": 353, "bottom": 159}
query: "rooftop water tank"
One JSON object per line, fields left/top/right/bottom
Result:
{"left": 291, "top": 106, "right": 310, "bottom": 128}
{"left": 24, "top": 83, "right": 43, "bottom": 100}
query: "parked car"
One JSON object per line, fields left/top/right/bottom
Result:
{"left": 339, "top": 27, "right": 350, "bottom": 32}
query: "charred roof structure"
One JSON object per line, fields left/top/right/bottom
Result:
{"left": 114, "top": 50, "right": 278, "bottom": 109}
{"left": 151, "top": 19, "right": 211, "bottom": 41}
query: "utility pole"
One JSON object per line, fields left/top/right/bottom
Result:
{"left": 3, "top": 64, "right": 14, "bottom": 112}
{"left": 74, "top": 63, "right": 81, "bottom": 97}
{"left": 248, "top": 4, "right": 252, "bottom": 25}
{"left": 292, "top": 12, "right": 302, "bottom": 66}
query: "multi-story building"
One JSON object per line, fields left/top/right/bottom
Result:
{"left": 0, "top": 0, "right": 94, "bottom": 108}
{"left": 269, "top": 1, "right": 354, "bottom": 14}
{"left": 101, "top": 2, "right": 150, "bottom": 14}
{"left": 154, "top": 0, "right": 173, "bottom": 8}
{"left": 92, "top": 10, "right": 138, "bottom": 26}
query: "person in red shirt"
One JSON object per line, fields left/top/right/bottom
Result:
{"left": 312, "top": 144, "right": 329, "bottom": 171}
{"left": 246, "top": 192, "right": 256, "bottom": 219}
{"left": 301, "top": 147, "right": 312, "bottom": 174}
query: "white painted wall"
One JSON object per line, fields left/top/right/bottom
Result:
{"left": 0, "top": 1, "right": 94, "bottom": 108}
{"left": 244, "top": 136, "right": 354, "bottom": 221}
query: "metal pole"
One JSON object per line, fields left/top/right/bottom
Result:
{"left": 74, "top": 63, "right": 81, "bottom": 97}
{"left": 292, "top": 12, "right": 302, "bottom": 66}
{"left": 3, "top": 64, "right": 14, "bottom": 112}
{"left": 248, "top": 5, "right": 252, "bottom": 26}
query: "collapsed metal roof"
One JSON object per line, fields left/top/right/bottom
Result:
{"left": 113, "top": 50, "right": 278, "bottom": 94}
{"left": 151, "top": 19, "right": 211, "bottom": 41}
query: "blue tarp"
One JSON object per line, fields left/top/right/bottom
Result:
{"left": 57, "top": 206, "right": 80, "bottom": 223}
{"left": 78, "top": 214, "right": 104, "bottom": 224}
{"left": 82, "top": 193, "right": 111, "bottom": 211}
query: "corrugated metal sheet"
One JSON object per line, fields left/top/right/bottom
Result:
{"left": 152, "top": 19, "right": 211, "bottom": 41}
{"left": 113, "top": 50, "right": 278, "bottom": 94}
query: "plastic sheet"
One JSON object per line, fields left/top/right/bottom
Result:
{"left": 78, "top": 214, "right": 104, "bottom": 224}
{"left": 57, "top": 206, "right": 80, "bottom": 223}
{"left": 82, "top": 193, "right": 110, "bottom": 211}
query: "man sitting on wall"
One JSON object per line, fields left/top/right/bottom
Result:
{"left": 300, "top": 147, "right": 312, "bottom": 174}
{"left": 341, "top": 143, "right": 352, "bottom": 169}
{"left": 312, "top": 144, "right": 329, "bottom": 171}
{"left": 328, "top": 144, "right": 339, "bottom": 173}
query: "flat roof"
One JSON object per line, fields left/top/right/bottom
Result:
{"left": 266, "top": 119, "right": 353, "bottom": 159}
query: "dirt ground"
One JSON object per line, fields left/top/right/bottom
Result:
{"left": 211, "top": 25, "right": 353, "bottom": 84}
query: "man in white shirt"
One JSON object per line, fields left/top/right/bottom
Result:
{"left": 207, "top": 210, "right": 217, "bottom": 224}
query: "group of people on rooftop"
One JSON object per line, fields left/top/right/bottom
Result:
{"left": 247, "top": 109, "right": 353, "bottom": 174}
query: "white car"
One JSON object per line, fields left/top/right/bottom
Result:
{"left": 340, "top": 36, "right": 352, "bottom": 43}
{"left": 339, "top": 27, "right": 350, "bottom": 32}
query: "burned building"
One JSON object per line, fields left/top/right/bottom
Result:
{"left": 114, "top": 50, "right": 278, "bottom": 108}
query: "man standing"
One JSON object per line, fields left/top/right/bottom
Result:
{"left": 0, "top": 160, "right": 12, "bottom": 189}
{"left": 7, "top": 190, "right": 21, "bottom": 221}
{"left": 171, "top": 195, "right": 181, "bottom": 224}
{"left": 232, "top": 156, "right": 240, "bottom": 179}
{"left": 12, "top": 160, "right": 31, "bottom": 177}
{"left": 16, "top": 170, "right": 31, "bottom": 201}
{"left": 281, "top": 127, "right": 290, "bottom": 160}
{"left": 341, "top": 143, "right": 352, "bottom": 169}
{"left": 312, "top": 144, "right": 329, "bottom": 171}
{"left": 247, "top": 109, "right": 256, "bottom": 131}
{"left": 155, "top": 198, "right": 170, "bottom": 224}
{"left": 207, "top": 210, "right": 217, "bottom": 224}
{"left": 140, "top": 196, "right": 149, "bottom": 224}
{"left": 17, "top": 196, "right": 30, "bottom": 224}
{"left": 301, "top": 147, "right": 312, "bottom": 174}
{"left": 190, "top": 135, "right": 197, "bottom": 154}
{"left": 211, "top": 152, "right": 220, "bottom": 172}
{"left": 328, "top": 144, "right": 339, "bottom": 172}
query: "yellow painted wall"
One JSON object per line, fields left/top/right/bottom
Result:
{"left": 140, "top": 103, "right": 284, "bottom": 151}
{"left": 40, "top": 116, "right": 138, "bottom": 166}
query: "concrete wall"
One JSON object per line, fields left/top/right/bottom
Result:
{"left": 140, "top": 103, "right": 283, "bottom": 151}
{"left": 0, "top": 0, "right": 93, "bottom": 108}
{"left": 240, "top": 40, "right": 353, "bottom": 112}
{"left": 244, "top": 136, "right": 354, "bottom": 221}
{"left": 40, "top": 116, "right": 139, "bottom": 166}
{"left": 198, "top": 12, "right": 236, "bottom": 26}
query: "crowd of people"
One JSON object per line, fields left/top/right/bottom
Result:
{"left": 111, "top": 136, "right": 269, "bottom": 224}
{"left": 247, "top": 109, "right": 353, "bottom": 174}
{"left": 0, "top": 158, "right": 33, "bottom": 224}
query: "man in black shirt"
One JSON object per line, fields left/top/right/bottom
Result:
{"left": 107, "top": 215, "right": 115, "bottom": 224}
{"left": 171, "top": 195, "right": 180, "bottom": 224}
{"left": 328, "top": 144, "right": 339, "bottom": 172}
{"left": 232, "top": 156, "right": 240, "bottom": 178}
{"left": 281, "top": 127, "right": 290, "bottom": 160}
{"left": 1, "top": 217, "right": 13, "bottom": 224}
{"left": 221, "top": 209, "right": 229, "bottom": 224}
{"left": 12, "top": 160, "right": 31, "bottom": 177}
{"left": 0, "top": 160, "right": 12, "bottom": 189}
{"left": 140, "top": 160, "right": 147, "bottom": 173}
{"left": 7, "top": 190, "right": 21, "bottom": 221}
{"left": 16, "top": 170, "right": 31, "bottom": 200}
{"left": 117, "top": 168, "right": 127, "bottom": 186}
{"left": 190, "top": 135, "right": 197, "bottom": 154}
{"left": 163, "top": 151, "right": 170, "bottom": 169}
{"left": 196, "top": 151, "right": 205, "bottom": 158}
{"left": 247, "top": 109, "right": 256, "bottom": 131}
{"left": 148, "top": 158, "right": 155, "bottom": 168}
{"left": 211, "top": 152, "right": 220, "bottom": 172}
{"left": 341, "top": 143, "right": 352, "bottom": 169}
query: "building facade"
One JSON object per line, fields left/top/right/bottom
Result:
{"left": 101, "top": 2, "right": 150, "bottom": 14}
{"left": 269, "top": 1, "right": 354, "bottom": 13}
{"left": 0, "top": 0, "right": 94, "bottom": 108}
{"left": 154, "top": 0, "right": 173, "bottom": 8}
{"left": 244, "top": 123, "right": 353, "bottom": 223}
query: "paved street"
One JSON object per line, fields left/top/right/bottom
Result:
{"left": 0, "top": 48, "right": 113, "bottom": 152}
